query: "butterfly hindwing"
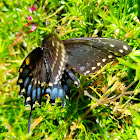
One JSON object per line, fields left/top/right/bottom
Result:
{"left": 63, "top": 37, "right": 132, "bottom": 75}
{"left": 17, "top": 47, "right": 49, "bottom": 109}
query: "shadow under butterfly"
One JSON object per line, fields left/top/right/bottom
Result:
{"left": 17, "top": 33, "right": 132, "bottom": 132}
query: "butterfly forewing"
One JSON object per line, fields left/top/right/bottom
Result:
{"left": 42, "top": 33, "right": 67, "bottom": 85}
{"left": 63, "top": 37, "right": 132, "bottom": 75}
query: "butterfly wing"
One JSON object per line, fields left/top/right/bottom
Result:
{"left": 41, "top": 33, "right": 67, "bottom": 102}
{"left": 18, "top": 33, "right": 68, "bottom": 108}
{"left": 18, "top": 34, "right": 68, "bottom": 132}
{"left": 63, "top": 37, "right": 132, "bottom": 75}
{"left": 42, "top": 33, "right": 67, "bottom": 85}
{"left": 17, "top": 47, "right": 47, "bottom": 109}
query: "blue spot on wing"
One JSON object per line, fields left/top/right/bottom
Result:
{"left": 51, "top": 88, "right": 58, "bottom": 100}
{"left": 27, "top": 84, "right": 32, "bottom": 97}
{"left": 45, "top": 88, "right": 51, "bottom": 95}
{"left": 58, "top": 89, "right": 65, "bottom": 98}
{"left": 37, "top": 87, "right": 41, "bottom": 104}
{"left": 32, "top": 89, "right": 36, "bottom": 103}
{"left": 42, "top": 88, "right": 45, "bottom": 95}
{"left": 24, "top": 77, "right": 30, "bottom": 88}
{"left": 63, "top": 85, "right": 69, "bottom": 95}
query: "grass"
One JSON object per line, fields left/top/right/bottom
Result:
{"left": 0, "top": 0, "right": 140, "bottom": 139}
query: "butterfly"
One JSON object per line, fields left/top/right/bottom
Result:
{"left": 17, "top": 33, "right": 132, "bottom": 132}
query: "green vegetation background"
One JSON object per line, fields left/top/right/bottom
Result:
{"left": 0, "top": 0, "right": 140, "bottom": 139}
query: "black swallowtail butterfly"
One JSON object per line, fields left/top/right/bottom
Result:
{"left": 17, "top": 33, "right": 132, "bottom": 132}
